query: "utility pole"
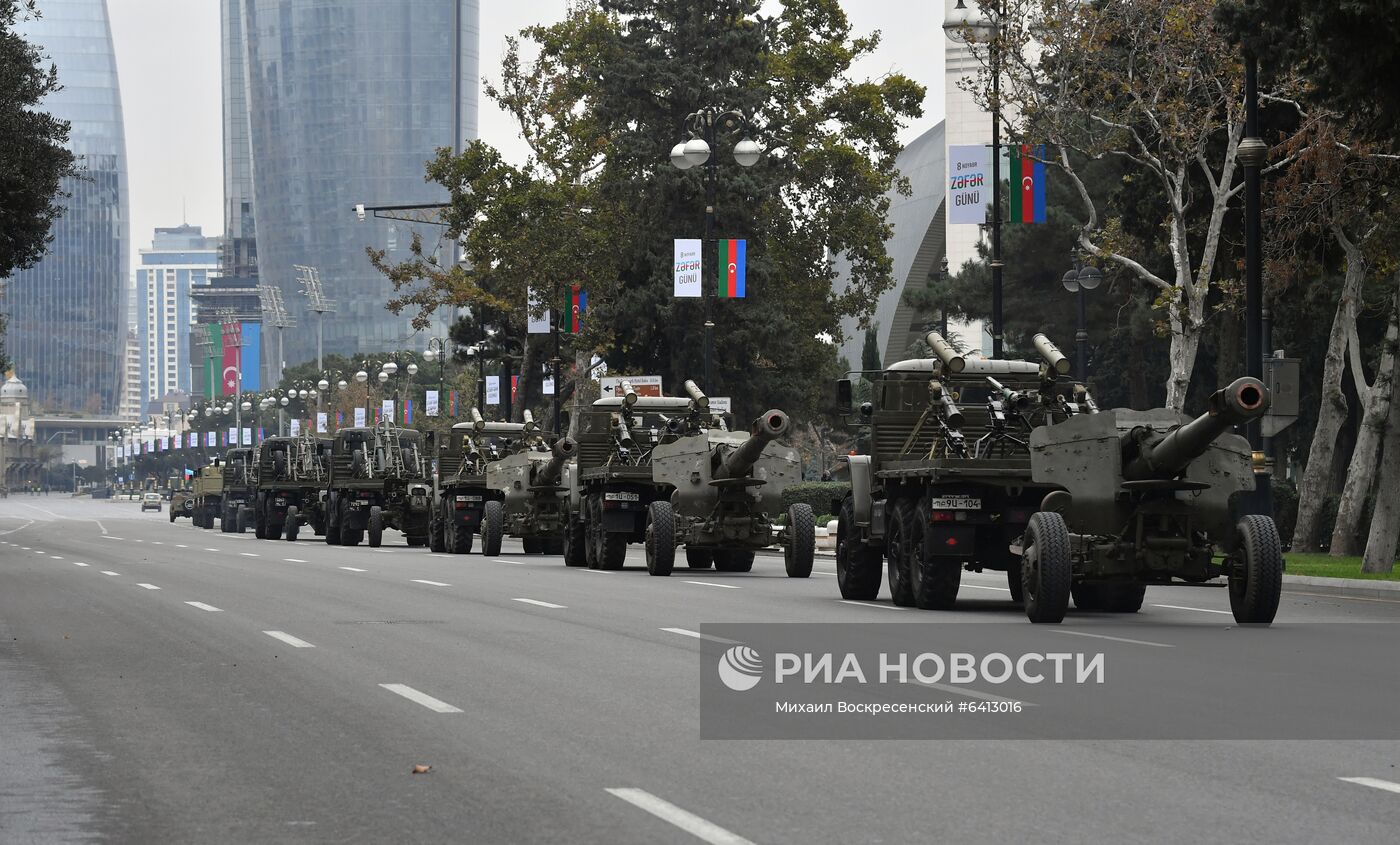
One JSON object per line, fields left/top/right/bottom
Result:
{"left": 296, "top": 265, "right": 337, "bottom": 417}
{"left": 257, "top": 284, "right": 294, "bottom": 388}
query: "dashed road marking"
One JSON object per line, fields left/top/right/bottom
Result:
{"left": 284, "top": 558, "right": 308, "bottom": 563}
{"left": 412, "top": 579, "right": 451, "bottom": 587}
{"left": 378, "top": 683, "right": 463, "bottom": 713}
{"left": 838, "top": 599, "right": 904, "bottom": 611}
{"left": 605, "top": 788, "right": 755, "bottom": 845}
{"left": 1053, "top": 630, "right": 1174, "bottom": 648}
{"left": 50, "top": 555, "right": 63, "bottom": 559}
{"left": 240, "top": 552, "right": 259, "bottom": 558}
{"left": 137, "top": 583, "right": 161, "bottom": 590}
{"left": 264, "top": 631, "right": 316, "bottom": 649}
{"left": 339, "top": 566, "right": 367, "bottom": 573}
{"left": 660, "top": 627, "right": 743, "bottom": 645}
{"left": 513, "top": 598, "right": 566, "bottom": 609}
{"left": 1151, "top": 603, "right": 1232, "bottom": 615}
{"left": 185, "top": 601, "right": 223, "bottom": 612}
{"left": 204, "top": 548, "right": 219, "bottom": 552}
{"left": 491, "top": 558, "right": 526, "bottom": 565}
{"left": 72, "top": 562, "right": 90, "bottom": 567}
{"left": 961, "top": 584, "right": 1011, "bottom": 592}
{"left": 683, "top": 580, "right": 741, "bottom": 589}
{"left": 100, "top": 570, "right": 120, "bottom": 576}
{"left": 1339, "top": 777, "right": 1400, "bottom": 795}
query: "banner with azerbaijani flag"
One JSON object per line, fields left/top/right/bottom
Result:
{"left": 717, "top": 239, "right": 746, "bottom": 298}
{"left": 1008, "top": 144, "right": 1047, "bottom": 224}
{"left": 570, "top": 285, "right": 586, "bottom": 332}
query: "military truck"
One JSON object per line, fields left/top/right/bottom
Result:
{"left": 190, "top": 460, "right": 224, "bottom": 529}
{"left": 483, "top": 434, "right": 577, "bottom": 556}
{"left": 429, "top": 411, "right": 534, "bottom": 555}
{"left": 219, "top": 447, "right": 256, "bottom": 533}
{"left": 253, "top": 434, "right": 331, "bottom": 541}
{"left": 324, "top": 422, "right": 431, "bottom": 547}
{"left": 575, "top": 382, "right": 706, "bottom": 570}
{"left": 169, "top": 489, "right": 195, "bottom": 522}
{"left": 834, "top": 332, "right": 1087, "bottom": 610}
{"left": 1021, "top": 376, "right": 1281, "bottom": 624}
{"left": 645, "top": 381, "right": 815, "bottom": 577}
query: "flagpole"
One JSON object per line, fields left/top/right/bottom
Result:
{"left": 989, "top": 6, "right": 1004, "bottom": 360}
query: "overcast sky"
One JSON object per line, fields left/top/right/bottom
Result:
{"left": 104, "top": 0, "right": 946, "bottom": 276}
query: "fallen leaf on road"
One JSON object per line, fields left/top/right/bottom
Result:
{"left": 411, "top": 764, "right": 432, "bottom": 774}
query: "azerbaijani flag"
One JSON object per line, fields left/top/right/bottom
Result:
{"left": 717, "top": 239, "right": 746, "bottom": 298}
{"left": 1008, "top": 144, "right": 1047, "bottom": 224}
{"left": 336, "top": 411, "right": 343, "bottom": 427}
{"left": 570, "top": 285, "right": 586, "bottom": 333}
{"left": 404, "top": 399, "right": 413, "bottom": 425}
{"left": 449, "top": 390, "right": 458, "bottom": 417}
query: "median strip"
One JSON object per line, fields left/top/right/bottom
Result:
{"left": 378, "top": 683, "right": 463, "bottom": 713}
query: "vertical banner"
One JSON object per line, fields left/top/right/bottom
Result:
{"left": 228, "top": 427, "right": 237, "bottom": 447}
{"left": 570, "top": 285, "right": 586, "bottom": 333}
{"left": 241, "top": 323, "right": 262, "bottom": 391}
{"left": 353, "top": 407, "right": 367, "bottom": 427}
{"left": 425, "top": 389, "right": 439, "bottom": 417}
{"left": 674, "top": 238, "right": 702, "bottom": 297}
{"left": 289, "top": 419, "right": 301, "bottom": 437}
{"left": 207, "top": 431, "right": 216, "bottom": 448}
{"left": 1008, "top": 143, "right": 1048, "bottom": 224}
{"left": 241, "top": 428, "right": 252, "bottom": 447}
{"left": 485, "top": 376, "right": 501, "bottom": 405}
{"left": 948, "top": 144, "right": 990, "bottom": 225}
{"left": 316, "top": 412, "right": 328, "bottom": 433}
{"left": 404, "top": 399, "right": 413, "bottom": 425}
{"left": 511, "top": 376, "right": 519, "bottom": 402}
{"left": 204, "top": 323, "right": 221, "bottom": 398}
{"left": 381, "top": 399, "right": 394, "bottom": 421}
{"left": 336, "top": 411, "right": 344, "bottom": 428}
{"left": 527, "top": 287, "right": 551, "bottom": 334}
{"left": 717, "top": 239, "right": 747, "bottom": 298}
{"left": 449, "top": 390, "right": 458, "bottom": 416}
{"left": 221, "top": 322, "right": 242, "bottom": 396}
{"left": 543, "top": 377, "right": 555, "bottom": 396}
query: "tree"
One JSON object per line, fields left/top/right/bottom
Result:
{"left": 860, "top": 326, "right": 881, "bottom": 372}
{"left": 0, "top": 0, "right": 77, "bottom": 278}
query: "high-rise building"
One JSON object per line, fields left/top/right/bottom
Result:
{"left": 137, "top": 225, "right": 220, "bottom": 405}
{"left": 227, "top": 0, "right": 479, "bottom": 374}
{"left": 4, "top": 0, "right": 129, "bottom": 414}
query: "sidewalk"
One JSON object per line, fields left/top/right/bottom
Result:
{"left": 1281, "top": 573, "right": 1400, "bottom": 602}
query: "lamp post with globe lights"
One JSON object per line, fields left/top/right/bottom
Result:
{"left": 1061, "top": 259, "right": 1103, "bottom": 382}
{"left": 669, "top": 107, "right": 763, "bottom": 389}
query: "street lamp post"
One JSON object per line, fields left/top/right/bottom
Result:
{"left": 1061, "top": 259, "right": 1102, "bottom": 382}
{"left": 669, "top": 107, "right": 763, "bottom": 389}
{"left": 1239, "top": 52, "right": 1272, "bottom": 516}
{"left": 945, "top": 0, "right": 1005, "bottom": 358}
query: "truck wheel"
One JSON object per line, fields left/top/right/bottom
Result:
{"left": 910, "top": 550, "right": 960, "bottom": 611}
{"left": 645, "top": 501, "right": 676, "bottom": 576}
{"left": 285, "top": 506, "right": 300, "bottom": 542}
{"left": 600, "top": 528, "right": 627, "bottom": 570}
{"left": 220, "top": 505, "right": 231, "bottom": 532}
{"left": 1229, "top": 514, "right": 1283, "bottom": 624}
{"left": 784, "top": 504, "right": 816, "bottom": 578}
{"left": 254, "top": 501, "right": 267, "bottom": 539}
{"left": 584, "top": 497, "right": 601, "bottom": 570}
{"left": 340, "top": 500, "right": 361, "bottom": 546}
{"left": 367, "top": 506, "right": 384, "bottom": 548}
{"left": 685, "top": 548, "right": 714, "bottom": 570}
{"left": 481, "top": 501, "right": 504, "bottom": 557}
{"left": 564, "top": 514, "right": 587, "bottom": 567}
{"left": 836, "top": 496, "right": 882, "bottom": 600}
{"left": 1022, "top": 512, "right": 1071, "bottom": 623}
{"left": 714, "top": 550, "right": 755, "bottom": 573}
{"left": 1006, "top": 564, "right": 1024, "bottom": 603}
{"left": 885, "top": 499, "right": 917, "bottom": 607}
{"left": 449, "top": 515, "right": 474, "bottom": 554}
{"left": 169, "top": 506, "right": 176, "bottom": 523}
{"left": 325, "top": 498, "right": 341, "bottom": 545}
{"left": 429, "top": 514, "right": 445, "bottom": 552}
{"left": 1101, "top": 583, "right": 1145, "bottom": 613}
{"left": 237, "top": 505, "right": 250, "bottom": 534}
{"left": 1071, "top": 583, "right": 1104, "bottom": 611}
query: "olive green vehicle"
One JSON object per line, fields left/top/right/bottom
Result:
{"left": 253, "top": 434, "right": 331, "bottom": 541}
{"left": 429, "top": 411, "right": 533, "bottom": 555}
{"left": 191, "top": 460, "right": 224, "bottom": 529}
{"left": 643, "top": 380, "right": 814, "bottom": 578}
{"left": 169, "top": 489, "right": 195, "bottom": 522}
{"left": 324, "top": 422, "right": 431, "bottom": 547}
{"left": 482, "top": 428, "right": 577, "bottom": 557}
{"left": 220, "top": 447, "right": 256, "bottom": 533}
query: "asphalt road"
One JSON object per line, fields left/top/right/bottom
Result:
{"left": 3, "top": 496, "right": 1400, "bottom": 843}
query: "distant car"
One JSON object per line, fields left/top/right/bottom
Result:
{"left": 140, "top": 492, "right": 162, "bottom": 512}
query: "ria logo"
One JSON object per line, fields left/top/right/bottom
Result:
{"left": 717, "top": 645, "right": 764, "bottom": 692}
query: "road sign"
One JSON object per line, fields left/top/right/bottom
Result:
{"left": 710, "top": 396, "right": 732, "bottom": 414}
{"left": 600, "top": 375, "right": 663, "bottom": 398}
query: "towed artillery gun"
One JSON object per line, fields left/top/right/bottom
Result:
{"left": 645, "top": 380, "right": 814, "bottom": 577}
{"left": 253, "top": 434, "right": 330, "bottom": 541}
{"left": 835, "top": 332, "right": 1092, "bottom": 609}
{"left": 483, "top": 420, "right": 578, "bottom": 557}
{"left": 220, "top": 447, "right": 256, "bottom": 533}
{"left": 324, "top": 421, "right": 431, "bottom": 547}
{"left": 1020, "top": 376, "right": 1281, "bottom": 624}
{"left": 429, "top": 408, "right": 537, "bottom": 554}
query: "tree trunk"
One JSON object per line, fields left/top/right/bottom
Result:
{"left": 1361, "top": 371, "right": 1400, "bottom": 574}
{"left": 512, "top": 341, "right": 537, "bottom": 424}
{"left": 568, "top": 347, "right": 597, "bottom": 439}
{"left": 1329, "top": 279, "right": 1400, "bottom": 555}
{"left": 1163, "top": 293, "right": 1205, "bottom": 412}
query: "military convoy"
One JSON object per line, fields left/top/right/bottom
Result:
{"left": 190, "top": 460, "right": 223, "bottom": 529}
{"left": 253, "top": 434, "right": 330, "bottom": 541}
{"left": 429, "top": 411, "right": 533, "bottom": 555}
{"left": 483, "top": 430, "right": 577, "bottom": 557}
{"left": 324, "top": 422, "right": 431, "bottom": 547}
{"left": 220, "top": 447, "right": 256, "bottom": 533}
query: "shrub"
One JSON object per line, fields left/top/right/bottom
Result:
{"left": 784, "top": 482, "right": 850, "bottom": 517}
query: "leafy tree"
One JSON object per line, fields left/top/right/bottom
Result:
{"left": 0, "top": 0, "right": 77, "bottom": 278}
{"left": 860, "top": 326, "right": 881, "bottom": 372}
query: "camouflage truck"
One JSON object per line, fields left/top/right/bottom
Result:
{"left": 483, "top": 431, "right": 577, "bottom": 557}
{"left": 190, "top": 460, "right": 224, "bottom": 529}
{"left": 429, "top": 411, "right": 534, "bottom": 555}
{"left": 834, "top": 333, "right": 1088, "bottom": 610}
{"left": 253, "top": 434, "right": 331, "bottom": 541}
{"left": 324, "top": 422, "right": 431, "bottom": 547}
{"left": 644, "top": 380, "right": 814, "bottom": 577}
{"left": 169, "top": 488, "right": 195, "bottom": 522}
{"left": 219, "top": 447, "right": 256, "bottom": 533}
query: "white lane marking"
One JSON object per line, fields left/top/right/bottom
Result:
{"left": 137, "top": 583, "right": 161, "bottom": 590}
{"left": 491, "top": 558, "right": 526, "bottom": 565}
{"left": 240, "top": 552, "right": 259, "bottom": 558}
{"left": 914, "top": 681, "right": 1032, "bottom": 706}
{"left": 962, "top": 584, "right": 1011, "bottom": 592}
{"left": 174, "top": 544, "right": 188, "bottom": 548}
{"left": 20, "top": 546, "right": 30, "bottom": 550}
{"left": 412, "top": 579, "right": 452, "bottom": 587}
{"left": 1053, "top": 630, "right": 1174, "bottom": 648}
{"left": 264, "top": 631, "right": 316, "bottom": 649}
{"left": 185, "top": 601, "right": 223, "bottom": 612}
{"left": 838, "top": 599, "right": 904, "bottom": 611}
{"left": 580, "top": 568, "right": 614, "bottom": 574}
{"left": 606, "top": 788, "right": 755, "bottom": 845}
{"left": 94, "top": 520, "right": 107, "bottom": 535}
{"left": 72, "top": 562, "right": 90, "bottom": 567}
{"left": 339, "top": 566, "right": 367, "bottom": 572}
{"left": 1339, "top": 777, "right": 1400, "bottom": 795}
{"left": 203, "top": 548, "right": 219, "bottom": 552}
{"left": 1151, "top": 603, "right": 1232, "bottom": 615}
{"left": 50, "top": 555, "right": 63, "bottom": 560}
{"left": 284, "top": 558, "right": 308, "bottom": 563}
{"left": 378, "top": 683, "right": 463, "bottom": 714}
{"left": 513, "top": 597, "right": 566, "bottom": 609}
{"left": 683, "top": 580, "right": 741, "bottom": 589}
{"left": 100, "top": 536, "right": 123, "bottom": 541}
{"left": 1285, "top": 590, "right": 1400, "bottom": 605}
{"left": 100, "top": 571, "right": 120, "bottom": 576}
{"left": 152, "top": 541, "right": 164, "bottom": 545}
{"left": 660, "top": 627, "right": 743, "bottom": 645}
{"left": 130, "top": 539, "right": 143, "bottom": 543}
{"left": 33, "top": 549, "right": 45, "bottom": 554}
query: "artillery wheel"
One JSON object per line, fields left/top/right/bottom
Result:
{"left": 584, "top": 496, "right": 601, "bottom": 570}
{"left": 564, "top": 514, "right": 587, "bottom": 567}
{"left": 1007, "top": 564, "right": 1024, "bottom": 603}
{"left": 481, "top": 501, "right": 504, "bottom": 557}
{"left": 1021, "top": 512, "right": 1071, "bottom": 623}
{"left": 367, "top": 506, "right": 384, "bottom": 548}
{"left": 784, "top": 504, "right": 815, "bottom": 578}
{"left": 284, "top": 506, "right": 300, "bottom": 542}
{"left": 429, "top": 514, "right": 445, "bottom": 552}
{"left": 220, "top": 505, "right": 233, "bottom": 532}
{"left": 713, "top": 550, "right": 754, "bottom": 573}
{"left": 836, "top": 497, "right": 882, "bottom": 600}
{"left": 685, "top": 548, "right": 714, "bottom": 570}
{"left": 645, "top": 501, "right": 676, "bottom": 576}
{"left": 1229, "top": 514, "right": 1283, "bottom": 625}
{"left": 885, "top": 499, "right": 918, "bottom": 607}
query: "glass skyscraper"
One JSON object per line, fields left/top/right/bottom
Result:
{"left": 5, "top": 0, "right": 129, "bottom": 414}
{"left": 230, "top": 0, "right": 479, "bottom": 371}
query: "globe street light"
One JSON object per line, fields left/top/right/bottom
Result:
{"left": 1061, "top": 259, "right": 1102, "bottom": 382}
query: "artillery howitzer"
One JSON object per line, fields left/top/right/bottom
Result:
{"left": 252, "top": 434, "right": 330, "bottom": 542}
{"left": 429, "top": 412, "right": 537, "bottom": 554}
{"left": 482, "top": 435, "right": 578, "bottom": 556}
{"left": 324, "top": 422, "right": 431, "bottom": 547}
{"left": 1020, "top": 376, "right": 1281, "bottom": 624}
{"left": 644, "top": 381, "right": 813, "bottom": 577}
{"left": 219, "top": 448, "right": 256, "bottom": 533}
{"left": 835, "top": 332, "right": 1096, "bottom": 610}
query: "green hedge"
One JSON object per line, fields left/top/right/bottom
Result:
{"left": 783, "top": 482, "right": 850, "bottom": 517}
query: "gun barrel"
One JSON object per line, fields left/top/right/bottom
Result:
{"left": 925, "top": 331, "right": 966, "bottom": 374}
{"left": 620, "top": 380, "right": 639, "bottom": 406}
{"left": 614, "top": 412, "right": 635, "bottom": 447}
{"left": 535, "top": 437, "right": 577, "bottom": 487}
{"left": 683, "top": 379, "right": 710, "bottom": 410}
{"left": 715, "top": 409, "right": 790, "bottom": 480}
{"left": 987, "top": 376, "right": 1031, "bottom": 411}
{"left": 470, "top": 407, "right": 486, "bottom": 431}
{"left": 938, "top": 393, "right": 965, "bottom": 429}
{"left": 1123, "top": 377, "right": 1270, "bottom": 480}
{"left": 1033, "top": 333, "right": 1072, "bottom": 376}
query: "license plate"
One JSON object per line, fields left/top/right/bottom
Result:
{"left": 457, "top": 495, "right": 483, "bottom": 503}
{"left": 274, "top": 498, "right": 286, "bottom": 506}
{"left": 931, "top": 497, "right": 981, "bottom": 510}
{"left": 605, "top": 492, "right": 640, "bottom": 502}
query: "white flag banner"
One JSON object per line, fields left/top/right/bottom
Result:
{"left": 542, "top": 377, "right": 555, "bottom": 396}
{"left": 425, "top": 389, "right": 440, "bottom": 417}
{"left": 241, "top": 427, "right": 252, "bottom": 446}
{"left": 189, "top": 433, "right": 197, "bottom": 448}
{"left": 948, "top": 144, "right": 990, "bottom": 225}
{"left": 316, "top": 412, "right": 328, "bottom": 433}
{"left": 381, "top": 399, "right": 394, "bottom": 420}
{"left": 227, "top": 428, "right": 237, "bottom": 446}
{"left": 207, "top": 431, "right": 217, "bottom": 448}
{"left": 485, "top": 376, "right": 501, "bottom": 405}
{"left": 674, "top": 238, "right": 702, "bottom": 297}
{"left": 289, "top": 419, "right": 301, "bottom": 437}
{"left": 354, "top": 407, "right": 367, "bottom": 427}
{"left": 527, "top": 286, "right": 551, "bottom": 334}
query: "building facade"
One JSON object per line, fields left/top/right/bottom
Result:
{"left": 228, "top": 0, "right": 479, "bottom": 375}
{"left": 137, "top": 225, "right": 219, "bottom": 404}
{"left": 5, "top": 0, "right": 129, "bottom": 414}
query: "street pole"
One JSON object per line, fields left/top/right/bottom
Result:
{"left": 1241, "top": 52, "right": 1272, "bottom": 516}
{"left": 1075, "top": 286, "right": 1088, "bottom": 383}
{"left": 703, "top": 119, "right": 717, "bottom": 390}
{"left": 989, "top": 11, "right": 1004, "bottom": 360}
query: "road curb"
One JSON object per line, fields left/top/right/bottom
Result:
{"left": 1282, "top": 574, "right": 1400, "bottom": 601}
